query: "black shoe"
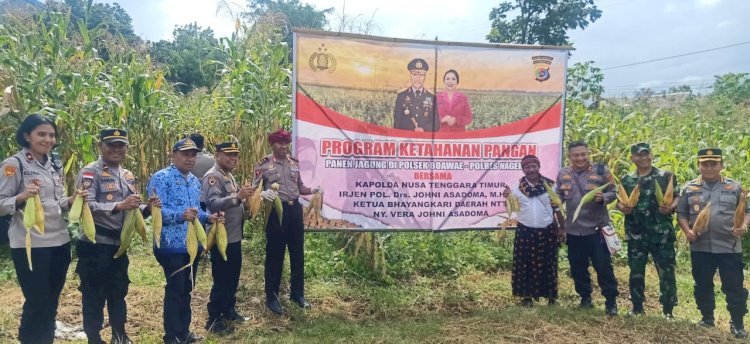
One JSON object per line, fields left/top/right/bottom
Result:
{"left": 628, "top": 304, "right": 644, "bottom": 316}
{"left": 205, "top": 317, "right": 232, "bottom": 335}
{"left": 520, "top": 298, "right": 533, "bottom": 307}
{"left": 547, "top": 298, "right": 557, "bottom": 306}
{"left": 225, "top": 308, "right": 248, "bottom": 322}
{"left": 697, "top": 318, "right": 715, "bottom": 328}
{"left": 663, "top": 313, "right": 674, "bottom": 320}
{"left": 578, "top": 298, "right": 594, "bottom": 309}
{"left": 605, "top": 306, "right": 618, "bottom": 316}
{"left": 731, "top": 321, "right": 748, "bottom": 339}
{"left": 266, "top": 298, "right": 284, "bottom": 315}
{"left": 111, "top": 335, "right": 132, "bottom": 344}
{"left": 291, "top": 296, "right": 311, "bottom": 309}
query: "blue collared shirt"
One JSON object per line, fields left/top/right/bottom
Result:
{"left": 147, "top": 165, "right": 208, "bottom": 253}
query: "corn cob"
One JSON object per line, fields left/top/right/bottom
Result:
{"left": 23, "top": 196, "right": 36, "bottom": 231}
{"left": 81, "top": 202, "right": 96, "bottom": 243}
{"left": 134, "top": 209, "right": 147, "bottom": 243}
{"left": 271, "top": 183, "right": 283, "bottom": 225}
{"left": 572, "top": 182, "right": 611, "bottom": 223}
{"left": 33, "top": 195, "right": 44, "bottom": 234}
{"left": 249, "top": 179, "right": 264, "bottom": 218}
{"left": 543, "top": 181, "right": 563, "bottom": 210}
{"left": 25, "top": 230, "right": 32, "bottom": 271}
{"left": 113, "top": 209, "right": 137, "bottom": 258}
{"left": 663, "top": 174, "right": 675, "bottom": 205}
{"left": 616, "top": 183, "right": 630, "bottom": 205}
{"left": 206, "top": 223, "right": 216, "bottom": 251}
{"left": 170, "top": 220, "right": 198, "bottom": 277}
{"left": 734, "top": 191, "right": 747, "bottom": 230}
{"left": 692, "top": 201, "right": 711, "bottom": 235}
{"left": 193, "top": 219, "right": 207, "bottom": 249}
{"left": 215, "top": 221, "right": 228, "bottom": 261}
{"left": 152, "top": 205, "right": 162, "bottom": 248}
{"left": 69, "top": 193, "right": 84, "bottom": 223}
{"left": 655, "top": 180, "right": 665, "bottom": 206}
{"left": 628, "top": 183, "right": 641, "bottom": 207}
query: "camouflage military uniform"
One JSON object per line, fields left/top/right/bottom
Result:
{"left": 621, "top": 167, "right": 678, "bottom": 312}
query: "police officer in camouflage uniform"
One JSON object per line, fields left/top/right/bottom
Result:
{"left": 75, "top": 129, "right": 159, "bottom": 344}
{"left": 393, "top": 58, "right": 439, "bottom": 132}
{"left": 617, "top": 143, "right": 678, "bottom": 318}
{"left": 677, "top": 148, "right": 750, "bottom": 339}
{"left": 201, "top": 141, "right": 253, "bottom": 334}
{"left": 253, "top": 129, "right": 318, "bottom": 315}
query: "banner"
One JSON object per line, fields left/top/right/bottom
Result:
{"left": 293, "top": 29, "right": 570, "bottom": 231}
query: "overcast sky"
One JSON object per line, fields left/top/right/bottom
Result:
{"left": 100, "top": 0, "right": 749, "bottom": 96}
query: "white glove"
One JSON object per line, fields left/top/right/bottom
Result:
{"left": 260, "top": 189, "right": 278, "bottom": 202}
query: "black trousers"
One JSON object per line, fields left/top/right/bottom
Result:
{"left": 155, "top": 251, "right": 200, "bottom": 343}
{"left": 265, "top": 201, "right": 305, "bottom": 300}
{"left": 11, "top": 242, "right": 71, "bottom": 344}
{"left": 566, "top": 233, "right": 619, "bottom": 301}
{"left": 691, "top": 251, "right": 748, "bottom": 322}
{"left": 207, "top": 241, "right": 242, "bottom": 318}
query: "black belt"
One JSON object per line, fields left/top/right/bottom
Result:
{"left": 281, "top": 200, "right": 299, "bottom": 207}
{"left": 95, "top": 225, "right": 121, "bottom": 239}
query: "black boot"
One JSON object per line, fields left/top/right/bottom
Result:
{"left": 206, "top": 315, "right": 232, "bottom": 335}
{"left": 604, "top": 298, "right": 618, "bottom": 316}
{"left": 628, "top": 303, "right": 644, "bottom": 316}
{"left": 290, "top": 296, "right": 311, "bottom": 309}
{"left": 266, "top": 294, "right": 284, "bottom": 315}
{"left": 578, "top": 297, "right": 594, "bottom": 309}
{"left": 224, "top": 308, "right": 248, "bottom": 322}
{"left": 731, "top": 318, "right": 748, "bottom": 339}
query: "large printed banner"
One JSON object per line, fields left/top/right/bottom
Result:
{"left": 293, "top": 29, "right": 570, "bottom": 231}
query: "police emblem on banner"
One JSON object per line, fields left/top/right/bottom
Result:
{"left": 532, "top": 55, "right": 553, "bottom": 82}
{"left": 309, "top": 43, "right": 337, "bottom": 72}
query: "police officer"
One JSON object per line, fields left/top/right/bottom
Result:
{"left": 677, "top": 148, "right": 750, "bottom": 339}
{"left": 617, "top": 143, "right": 678, "bottom": 318}
{"left": 75, "top": 129, "right": 158, "bottom": 344}
{"left": 253, "top": 129, "right": 318, "bottom": 315}
{"left": 148, "top": 137, "right": 221, "bottom": 344}
{"left": 555, "top": 141, "right": 619, "bottom": 316}
{"left": 201, "top": 141, "right": 253, "bottom": 334}
{"left": 0, "top": 114, "right": 83, "bottom": 344}
{"left": 393, "top": 58, "right": 439, "bottom": 132}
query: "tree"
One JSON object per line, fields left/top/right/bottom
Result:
{"left": 712, "top": 73, "right": 750, "bottom": 105}
{"left": 62, "top": 0, "right": 139, "bottom": 42}
{"left": 150, "top": 23, "right": 224, "bottom": 94}
{"left": 242, "top": 0, "right": 333, "bottom": 48}
{"left": 486, "top": 0, "right": 601, "bottom": 45}
{"left": 566, "top": 61, "right": 603, "bottom": 107}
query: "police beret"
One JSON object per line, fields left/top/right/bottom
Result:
{"left": 697, "top": 148, "right": 722, "bottom": 162}
{"left": 100, "top": 128, "right": 128, "bottom": 144}
{"left": 268, "top": 129, "right": 291, "bottom": 144}
{"left": 216, "top": 141, "right": 240, "bottom": 153}
{"left": 173, "top": 138, "right": 201, "bottom": 152}
{"left": 407, "top": 58, "right": 429, "bottom": 71}
{"left": 630, "top": 142, "right": 650, "bottom": 155}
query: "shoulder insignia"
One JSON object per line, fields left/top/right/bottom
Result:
{"left": 4, "top": 165, "right": 16, "bottom": 177}
{"left": 208, "top": 176, "right": 218, "bottom": 186}
{"left": 724, "top": 184, "right": 734, "bottom": 190}
{"left": 81, "top": 171, "right": 95, "bottom": 189}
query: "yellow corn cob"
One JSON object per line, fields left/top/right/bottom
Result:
{"left": 216, "top": 221, "right": 228, "bottom": 261}
{"left": 692, "top": 201, "right": 712, "bottom": 235}
{"left": 33, "top": 195, "right": 44, "bottom": 234}
{"left": 170, "top": 221, "right": 198, "bottom": 277}
{"left": 25, "top": 230, "right": 32, "bottom": 271}
{"left": 663, "top": 174, "right": 674, "bottom": 205}
{"left": 249, "top": 179, "right": 264, "bottom": 218}
{"left": 616, "top": 183, "right": 630, "bottom": 205}
{"left": 193, "top": 219, "right": 207, "bottom": 249}
{"left": 734, "top": 191, "right": 747, "bottom": 230}
{"left": 655, "top": 180, "right": 665, "bottom": 206}
{"left": 69, "top": 194, "right": 84, "bottom": 223}
{"left": 271, "top": 183, "right": 283, "bottom": 225}
{"left": 81, "top": 202, "right": 96, "bottom": 243}
{"left": 206, "top": 223, "right": 217, "bottom": 251}
{"left": 628, "top": 183, "right": 641, "bottom": 207}
{"left": 135, "top": 209, "right": 147, "bottom": 243}
{"left": 23, "top": 196, "right": 35, "bottom": 231}
{"left": 113, "top": 209, "right": 137, "bottom": 258}
{"left": 152, "top": 205, "right": 162, "bottom": 248}
{"left": 543, "top": 181, "right": 563, "bottom": 209}
{"left": 572, "top": 182, "right": 611, "bottom": 223}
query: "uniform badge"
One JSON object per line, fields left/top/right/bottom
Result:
{"left": 81, "top": 171, "right": 95, "bottom": 189}
{"left": 101, "top": 171, "right": 112, "bottom": 177}
{"left": 562, "top": 175, "right": 572, "bottom": 180}
{"left": 693, "top": 204, "right": 700, "bottom": 212}
{"left": 404, "top": 109, "right": 410, "bottom": 115}
{"left": 208, "top": 176, "right": 217, "bottom": 186}
{"left": 25, "top": 153, "right": 33, "bottom": 162}
{"left": 724, "top": 184, "right": 733, "bottom": 190}
{"left": 4, "top": 166, "right": 16, "bottom": 177}
{"left": 82, "top": 179, "right": 92, "bottom": 189}
{"left": 106, "top": 194, "right": 114, "bottom": 201}
{"left": 105, "top": 183, "right": 117, "bottom": 190}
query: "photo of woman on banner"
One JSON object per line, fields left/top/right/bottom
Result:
{"left": 437, "top": 69, "right": 473, "bottom": 132}
{"left": 393, "top": 58, "right": 439, "bottom": 132}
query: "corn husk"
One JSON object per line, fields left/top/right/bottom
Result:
{"left": 734, "top": 191, "right": 747, "bottom": 230}
{"left": 693, "top": 201, "right": 712, "bottom": 235}
{"left": 81, "top": 202, "right": 96, "bottom": 243}
{"left": 573, "top": 182, "right": 611, "bottom": 223}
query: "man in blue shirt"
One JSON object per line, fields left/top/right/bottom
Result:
{"left": 148, "top": 138, "right": 220, "bottom": 344}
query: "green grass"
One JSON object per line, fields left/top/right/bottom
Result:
{"left": 0, "top": 235, "right": 745, "bottom": 343}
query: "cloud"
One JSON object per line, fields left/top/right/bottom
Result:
{"left": 716, "top": 20, "right": 735, "bottom": 29}
{"left": 695, "top": 0, "right": 722, "bottom": 8}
